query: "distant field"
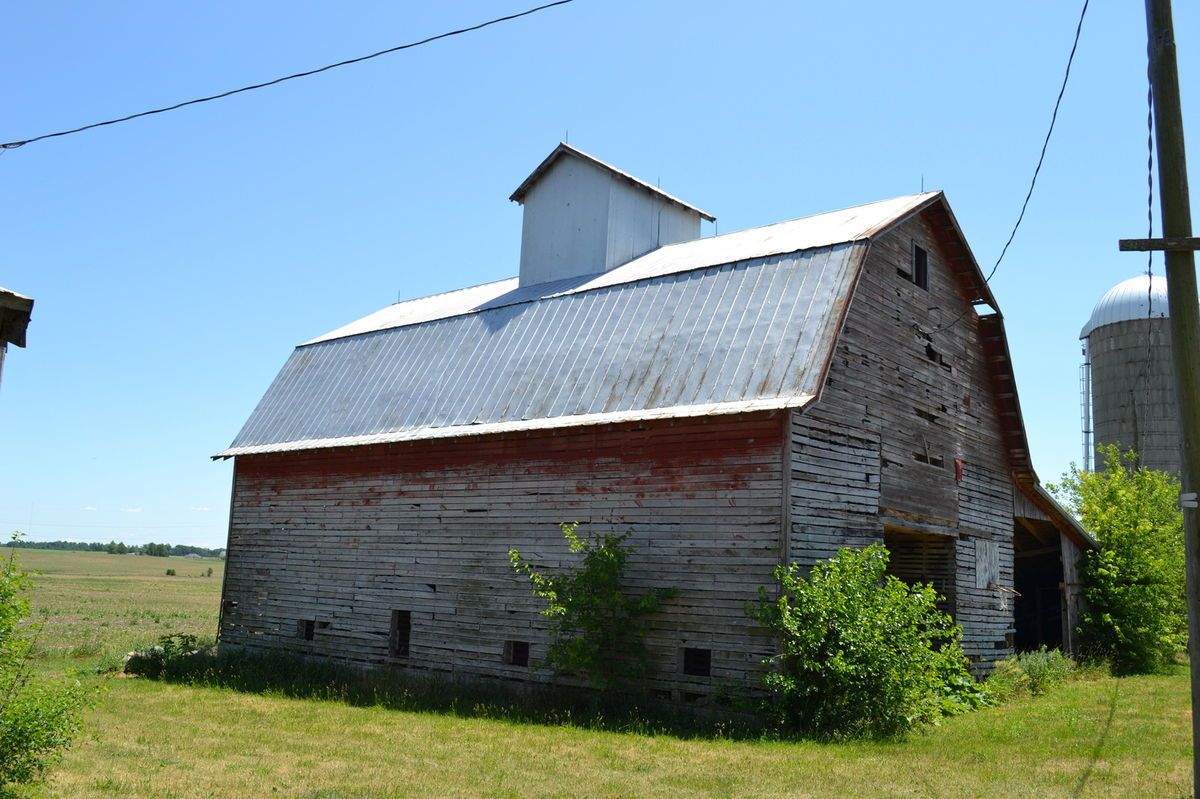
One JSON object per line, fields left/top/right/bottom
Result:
{"left": 9, "top": 549, "right": 1193, "bottom": 799}
{"left": 4, "top": 547, "right": 223, "bottom": 671}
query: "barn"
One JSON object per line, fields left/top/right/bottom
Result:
{"left": 215, "top": 144, "right": 1090, "bottom": 696}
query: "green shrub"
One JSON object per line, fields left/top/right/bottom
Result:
{"left": 985, "top": 648, "right": 1074, "bottom": 702}
{"left": 749, "top": 544, "right": 984, "bottom": 739}
{"left": 165, "top": 568, "right": 176, "bottom": 577}
{"left": 984, "top": 658, "right": 1032, "bottom": 702}
{"left": 1016, "top": 646, "right": 1073, "bottom": 694}
{"left": 125, "top": 633, "right": 208, "bottom": 679}
{"left": 0, "top": 536, "right": 89, "bottom": 788}
{"left": 510, "top": 523, "right": 675, "bottom": 691}
{"left": 1049, "top": 446, "right": 1186, "bottom": 674}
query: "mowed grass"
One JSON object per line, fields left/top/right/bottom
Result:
{"left": 4, "top": 547, "right": 223, "bottom": 672}
{"left": 9, "top": 550, "right": 1195, "bottom": 798}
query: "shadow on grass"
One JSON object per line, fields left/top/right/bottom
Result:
{"left": 138, "top": 645, "right": 768, "bottom": 742}
{"left": 1070, "top": 679, "right": 1121, "bottom": 799}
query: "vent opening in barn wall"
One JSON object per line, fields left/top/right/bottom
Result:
{"left": 214, "top": 144, "right": 1093, "bottom": 694}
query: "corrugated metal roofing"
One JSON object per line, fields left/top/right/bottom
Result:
{"left": 220, "top": 243, "right": 865, "bottom": 457}
{"left": 1080, "top": 274, "right": 1173, "bottom": 338}
{"left": 307, "top": 191, "right": 939, "bottom": 345}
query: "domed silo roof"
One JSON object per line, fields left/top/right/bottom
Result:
{"left": 1080, "top": 274, "right": 1170, "bottom": 339}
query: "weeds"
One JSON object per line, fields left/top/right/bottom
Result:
{"left": 126, "top": 639, "right": 764, "bottom": 741}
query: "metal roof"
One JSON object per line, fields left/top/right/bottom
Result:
{"left": 219, "top": 243, "right": 864, "bottom": 457}
{"left": 307, "top": 192, "right": 939, "bottom": 345}
{"left": 511, "top": 143, "right": 716, "bottom": 221}
{"left": 1080, "top": 274, "right": 1173, "bottom": 339}
{"left": 0, "top": 287, "right": 34, "bottom": 348}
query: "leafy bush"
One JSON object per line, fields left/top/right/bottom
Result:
{"left": 1049, "top": 446, "right": 1186, "bottom": 674}
{"left": 125, "top": 634, "right": 208, "bottom": 679}
{"left": 1016, "top": 647, "right": 1073, "bottom": 694}
{"left": 510, "top": 523, "right": 675, "bottom": 691}
{"left": 984, "top": 659, "right": 1032, "bottom": 702}
{"left": 0, "top": 536, "right": 88, "bottom": 788}
{"left": 749, "top": 544, "right": 983, "bottom": 739}
{"left": 985, "top": 647, "right": 1073, "bottom": 701}
{"left": 164, "top": 568, "right": 176, "bottom": 577}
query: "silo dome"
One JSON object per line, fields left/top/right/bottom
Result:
{"left": 1080, "top": 274, "right": 1169, "bottom": 339}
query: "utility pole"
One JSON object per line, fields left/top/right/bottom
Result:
{"left": 1134, "top": 0, "right": 1200, "bottom": 794}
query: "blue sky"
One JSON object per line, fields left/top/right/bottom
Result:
{"left": 1, "top": 1, "right": 1196, "bottom": 548}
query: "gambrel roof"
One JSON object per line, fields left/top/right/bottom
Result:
{"left": 219, "top": 192, "right": 959, "bottom": 458}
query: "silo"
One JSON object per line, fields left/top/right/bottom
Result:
{"left": 1080, "top": 275, "right": 1179, "bottom": 475}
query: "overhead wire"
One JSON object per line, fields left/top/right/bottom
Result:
{"left": 936, "top": 0, "right": 1090, "bottom": 334}
{"left": 0, "top": 0, "right": 574, "bottom": 151}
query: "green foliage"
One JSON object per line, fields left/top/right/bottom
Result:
{"left": 985, "top": 647, "right": 1074, "bottom": 701}
{"left": 125, "top": 634, "right": 206, "bottom": 679}
{"left": 509, "top": 523, "right": 675, "bottom": 691}
{"left": 165, "top": 568, "right": 176, "bottom": 577}
{"left": 984, "top": 659, "right": 1031, "bottom": 702}
{"left": 0, "top": 534, "right": 88, "bottom": 788}
{"left": 1049, "top": 446, "right": 1186, "bottom": 674}
{"left": 749, "top": 544, "right": 984, "bottom": 739}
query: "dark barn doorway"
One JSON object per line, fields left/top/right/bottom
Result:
{"left": 1012, "top": 519, "right": 1065, "bottom": 652}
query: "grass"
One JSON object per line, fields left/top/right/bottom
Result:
{"left": 7, "top": 549, "right": 1195, "bottom": 798}
{"left": 3, "top": 547, "right": 222, "bottom": 673}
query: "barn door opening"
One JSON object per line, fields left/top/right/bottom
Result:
{"left": 883, "top": 529, "right": 957, "bottom": 617}
{"left": 1012, "top": 519, "right": 1064, "bottom": 652}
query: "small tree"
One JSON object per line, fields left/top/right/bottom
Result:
{"left": 1049, "top": 446, "right": 1186, "bottom": 674}
{"left": 749, "top": 544, "right": 982, "bottom": 739}
{"left": 0, "top": 534, "right": 88, "bottom": 788}
{"left": 510, "top": 523, "right": 675, "bottom": 691}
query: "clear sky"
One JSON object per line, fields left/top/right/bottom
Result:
{"left": 1, "top": 1, "right": 1197, "bottom": 548}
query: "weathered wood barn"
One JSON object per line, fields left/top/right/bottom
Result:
{"left": 216, "top": 144, "right": 1089, "bottom": 695}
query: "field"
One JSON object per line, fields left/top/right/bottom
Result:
{"left": 7, "top": 548, "right": 1194, "bottom": 798}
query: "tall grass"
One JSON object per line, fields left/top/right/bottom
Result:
{"left": 140, "top": 643, "right": 767, "bottom": 741}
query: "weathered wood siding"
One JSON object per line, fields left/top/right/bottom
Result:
{"left": 220, "top": 414, "right": 783, "bottom": 695}
{"left": 790, "top": 211, "right": 1016, "bottom": 667}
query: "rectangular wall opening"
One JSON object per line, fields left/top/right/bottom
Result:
{"left": 389, "top": 610, "right": 411, "bottom": 658}
{"left": 297, "top": 619, "right": 315, "bottom": 641}
{"left": 503, "top": 640, "right": 530, "bottom": 667}
{"left": 912, "top": 243, "right": 929, "bottom": 290}
{"left": 682, "top": 647, "right": 712, "bottom": 677}
{"left": 884, "top": 530, "right": 956, "bottom": 616}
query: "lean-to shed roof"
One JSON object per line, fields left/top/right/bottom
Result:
{"left": 218, "top": 193, "right": 941, "bottom": 458}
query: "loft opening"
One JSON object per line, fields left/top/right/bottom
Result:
{"left": 883, "top": 529, "right": 956, "bottom": 616}
{"left": 898, "top": 242, "right": 930, "bottom": 290}
{"left": 912, "top": 243, "right": 929, "bottom": 290}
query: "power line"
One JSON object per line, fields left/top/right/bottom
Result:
{"left": 0, "top": 0, "right": 574, "bottom": 151}
{"left": 937, "top": 0, "right": 1090, "bottom": 333}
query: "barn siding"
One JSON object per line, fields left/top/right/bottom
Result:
{"left": 790, "top": 211, "right": 1016, "bottom": 668}
{"left": 220, "top": 414, "right": 784, "bottom": 695}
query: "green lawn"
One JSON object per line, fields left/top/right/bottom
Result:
{"left": 8, "top": 549, "right": 1194, "bottom": 798}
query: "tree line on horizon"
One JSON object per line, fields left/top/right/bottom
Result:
{"left": 2, "top": 539, "right": 224, "bottom": 558}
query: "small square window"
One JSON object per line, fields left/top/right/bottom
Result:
{"left": 389, "top": 610, "right": 411, "bottom": 658}
{"left": 912, "top": 243, "right": 929, "bottom": 290}
{"left": 682, "top": 647, "right": 711, "bottom": 677}
{"left": 503, "top": 640, "right": 530, "bottom": 667}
